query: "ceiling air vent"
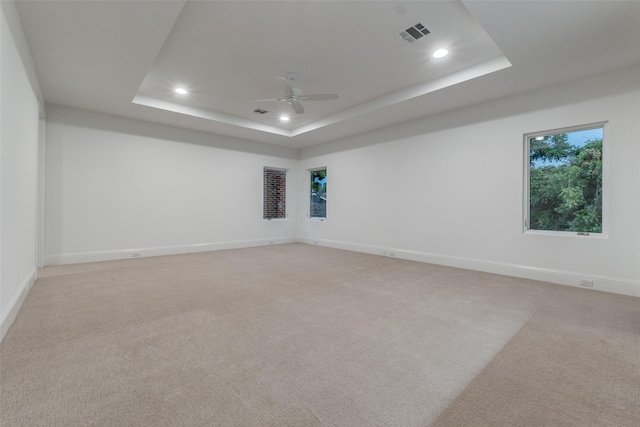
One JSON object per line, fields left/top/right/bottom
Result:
{"left": 399, "top": 23, "right": 430, "bottom": 43}
{"left": 253, "top": 108, "right": 268, "bottom": 115}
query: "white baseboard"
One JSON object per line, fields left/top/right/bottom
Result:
{"left": 1, "top": 269, "right": 37, "bottom": 343}
{"left": 43, "top": 236, "right": 299, "bottom": 266}
{"left": 298, "top": 237, "right": 640, "bottom": 298}
{"left": 42, "top": 236, "right": 639, "bottom": 298}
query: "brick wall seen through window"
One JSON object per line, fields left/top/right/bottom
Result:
{"left": 264, "top": 168, "right": 287, "bottom": 219}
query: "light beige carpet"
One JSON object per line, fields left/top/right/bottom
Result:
{"left": 1, "top": 244, "right": 638, "bottom": 426}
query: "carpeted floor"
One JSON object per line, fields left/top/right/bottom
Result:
{"left": 1, "top": 244, "right": 638, "bottom": 426}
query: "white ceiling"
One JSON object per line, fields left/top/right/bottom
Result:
{"left": 15, "top": 0, "right": 640, "bottom": 149}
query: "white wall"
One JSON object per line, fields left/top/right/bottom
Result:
{"left": 1, "top": 1, "right": 41, "bottom": 340}
{"left": 298, "top": 64, "right": 640, "bottom": 297}
{"left": 41, "top": 65, "right": 640, "bottom": 297}
{"left": 44, "top": 106, "right": 299, "bottom": 264}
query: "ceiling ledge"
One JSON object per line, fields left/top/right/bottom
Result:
{"left": 133, "top": 56, "right": 511, "bottom": 140}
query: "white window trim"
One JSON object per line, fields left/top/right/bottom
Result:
{"left": 263, "top": 167, "right": 290, "bottom": 221}
{"left": 523, "top": 121, "right": 609, "bottom": 238}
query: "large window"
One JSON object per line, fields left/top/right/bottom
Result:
{"left": 263, "top": 167, "right": 287, "bottom": 220}
{"left": 524, "top": 123, "right": 605, "bottom": 235}
{"left": 309, "top": 168, "right": 327, "bottom": 220}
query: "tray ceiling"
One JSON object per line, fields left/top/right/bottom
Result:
{"left": 15, "top": 1, "right": 640, "bottom": 148}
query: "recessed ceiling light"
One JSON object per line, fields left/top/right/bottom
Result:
{"left": 535, "top": 136, "right": 545, "bottom": 140}
{"left": 174, "top": 87, "right": 188, "bottom": 95}
{"left": 432, "top": 49, "right": 449, "bottom": 59}
{"left": 280, "top": 116, "right": 290, "bottom": 122}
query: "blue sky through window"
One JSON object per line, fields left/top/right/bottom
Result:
{"left": 567, "top": 128, "right": 602, "bottom": 146}
{"left": 531, "top": 127, "right": 602, "bottom": 167}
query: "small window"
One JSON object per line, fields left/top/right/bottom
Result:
{"left": 309, "top": 168, "right": 327, "bottom": 220}
{"left": 524, "top": 123, "right": 605, "bottom": 235}
{"left": 263, "top": 167, "right": 287, "bottom": 220}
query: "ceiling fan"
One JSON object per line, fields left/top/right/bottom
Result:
{"left": 254, "top": 73, "right": 339, "bottom": 115}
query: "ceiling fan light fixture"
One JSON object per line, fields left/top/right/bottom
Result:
{"left": 432, "top": 48, "right": 449, "bottom": 59}
{"left": 252, "top": 76, "right": 339, "bottom": 116}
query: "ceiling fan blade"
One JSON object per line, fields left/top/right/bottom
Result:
{"left": 290, "top": 100, "right": 305, "bottom": 115}
{"left": 251, "top": 98, "right": 281, "bottom": 102}
{"left": 299, "top": 93, "right": 339, "bottom": 101}
{"left": 276, "top": 77, "right": 295, "bottom": 98}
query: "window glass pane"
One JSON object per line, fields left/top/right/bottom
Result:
{"left": 528, "top": 126, "right": 603, "bottom": 233}
{"left": 310, "top": 169, "right": 327, "bottom": 219}
{"left": 263, "top": 168, "right": 286, "bottom": 219}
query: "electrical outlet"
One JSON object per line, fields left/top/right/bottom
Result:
{"left": 382, "top": 250, "right": 389, "bottom": 256}
{"left": 389, "top": 252, "right": 396, "bottom": 257}
{"left": 579, "top": 280, "right": 594, "bottom": 288}
{"left": 132, "top": 251, "right": 140, "bottom": 258}
{"left": 314, "top": 241, "right": 319, "bottom": 245}
{"left": 269, "top": 241, "right": 274, "bottom": 245}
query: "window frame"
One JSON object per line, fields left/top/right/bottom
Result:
{"left": 523, "top": 121, "right": 608, "bottom": 238}
{"left": 308, "top": 167, "right": 327, "bottom": 221}
{"left": 263, "top": 167, "right": 289, "bottom": 221}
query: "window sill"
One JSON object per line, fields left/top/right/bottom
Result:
{"left": 524, "top": 229, "right": 608, "bottom": 239}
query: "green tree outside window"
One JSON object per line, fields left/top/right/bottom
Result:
{"left": 528, "top": 127, "right": 603, "bottom": 233}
